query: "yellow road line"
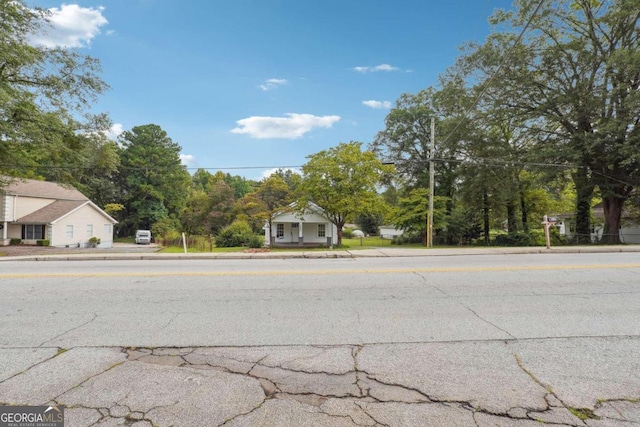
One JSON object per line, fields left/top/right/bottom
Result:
{"left": 2, "top": 263, "right": 640, "bottom": 279}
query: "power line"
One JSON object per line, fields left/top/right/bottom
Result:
{"left": 0, "top": 164, "right": 302, "bottom": 171}
{"left": 439, "top": 0, "right": 546, "bottom": 147}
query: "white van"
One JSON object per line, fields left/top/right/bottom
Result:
{"left": 135, "top": 230, "right": 152, "bottom": 245}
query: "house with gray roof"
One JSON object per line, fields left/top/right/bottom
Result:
{"left": 0, "top": 177, "right": 117, "bottom": 247}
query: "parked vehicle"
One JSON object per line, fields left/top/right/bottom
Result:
{"left": 135, "top": 230, "right": 152, "bottom": 244}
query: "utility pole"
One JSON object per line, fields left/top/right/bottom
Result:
{"left": 428, "top": 117, "right": 435, "bottom": 248}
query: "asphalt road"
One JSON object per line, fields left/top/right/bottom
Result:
{"left": 1, "top": 253, "right": 639, "bottom": 426}
{"left": 2, "top": 252, "right": 639, "bottom": 347}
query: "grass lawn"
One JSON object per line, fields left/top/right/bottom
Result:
{"left": 159, "top": 246, "right": 246, "bottom": 253}
{"left": 156, "top": 235, "right": 427, "bottom": 253}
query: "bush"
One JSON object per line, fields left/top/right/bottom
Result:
{"left": 391, "top": 232, "right": 425, "bottom": 245}
{"left": 10, "top": 238, "right": 21, "bottom": 245}
{"left": 151, "top": 217, "right": 181, "bottom": 241}
{"left": 342, "top": 228, "right": 354, "bottom": 239}
{"left": 36, "top": 239, "right": 50, "bottom": 246}
{"left": 492, "top": 232, "right": 536, "bottom": 246}
{"left": 88, "top": 237, "right": 101, "bottom": 247}
{"left": 247, "top": 234, "right": 264, "bottom": 248}
{"left": 216, "top": 220, "right": 257, "bottom": 247}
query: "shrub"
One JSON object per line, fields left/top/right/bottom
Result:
{"left": 151, "top": 217, "right": 181, "bottom": 241}
{"left": 36, "top": 239, "right": 50, "bottom": 246}
{"left": 88, "top": 237, "right": 101, "bottom": 247}
{"left": 492, "top": 232, "right": 536, "bottom": 246}
{"left": 247, "top": 234, "right": 264, "bottom": 248}
{"left": 391, "top": 232, "right": 425, "bottom": 245}
{"left": 10, "top": 238, "right": 21, "bottom": 245}
{"left": 342, "top": 227, "right": 354, "bottom": 239}
{"left": 216, "top": 220, "right": 256, "bottom": 247}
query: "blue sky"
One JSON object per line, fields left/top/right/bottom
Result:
{"left": 29, "top": 0, "right": 514, "bottom": 180}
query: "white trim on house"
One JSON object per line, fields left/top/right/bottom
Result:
{"left": 379, "top": 225, "right": 404, "bottom": 240}
{"left": 264, "top": 202, "right": 339, "bottom": 247}
{"left": 50, "top": 201, "right": 117, "bottom": 225}
{"left": 0, "top": 178, "right": 117, "bottom": 247}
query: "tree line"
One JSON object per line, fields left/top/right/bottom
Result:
{"left": 2, "top": 0, "right": 639, "bottom": 246}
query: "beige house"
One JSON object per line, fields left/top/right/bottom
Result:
{"left": 0, "top": 177, "right": 117, "bottom": 248}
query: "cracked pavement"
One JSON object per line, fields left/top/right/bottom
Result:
{"left": 1, "top": 338, "right": 638, "bottom": 426}
{"left": 2, "top": 253, "right": 640, "bottom": 425}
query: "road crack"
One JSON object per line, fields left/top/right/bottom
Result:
{"left": 464, "top": 305, "right": 517, "bottom": 340}
{"left": 39, "top": 313, "right": 98, "bottom": 347}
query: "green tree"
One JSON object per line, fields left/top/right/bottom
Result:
{"left": 460, "top": 0, "right": 640, "bottom": 243}
{"left": 223, "top": 173, "right": 257, "bottom": 199}
{"left": 118, "top": 124, "right": 191, "bottom": 235}
{"left": 207, "top": 179, "right": 236, "bottom": 235}
{"left": 392, "top": 188, "right": 449, "bottom": 240}
{"left": 272, "top": 168, "right": 303, "bottom": 194}
{"left": 0, "top": 0, "right": 108, "bottom": 178}
{"left": 300, "top": 142, "right": 394, "bottom": 246}
{"left": 256, "top": 174, "right": 292, "bottom": 247}
{"left": 181, "top": 189, "right": 211, "bottom": 235}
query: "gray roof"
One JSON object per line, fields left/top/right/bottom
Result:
{"left": 17, "top": 200, "right": 88, "bottom": 224}
{"left": 1, "top": 177, "right": 88, "bottom": 200}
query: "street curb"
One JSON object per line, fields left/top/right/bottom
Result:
{"left": 1, "top": 245, "right": 640, "bottom": 261}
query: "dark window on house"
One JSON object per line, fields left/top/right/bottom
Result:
{"left": 318, "top": 224, "right": 326, "bottom": 238}
{"left": 276, "top": 223, "right": 284, "bottom": 238}
{"left": 22, "top": 224, "right": 45, "bottom": 240}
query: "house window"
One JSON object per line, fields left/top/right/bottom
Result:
{"left": 86, "top": 224, "right": 93, "bottom": 237}
{"left": 291, "top": 223, "right": 299, "bottom": 228}
{"left": 22, "top": 225, "right": 44, "bottom": 240}
{"left": 276, "top": 224, "right": 284, "bottom": 238}
{"left": 104, "top": 224, "right": 111, "bottom": 235}
{"left": 66, "top": 225, "right": 74, "bottom": 239}
{"left": 318, "top": 224, "right": 326, "bottom": 238}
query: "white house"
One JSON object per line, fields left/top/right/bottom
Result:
{"left": 264, "top": 202, "right": 338, "bottom": 247}
{"left": 552, "top": 204, "right": 640, "bottom": 243}
{"left": 379, "top": 225, "right": 404, "bottom": 240}
{"left": 0, "top": 177, "right": 117, "bottom": 248}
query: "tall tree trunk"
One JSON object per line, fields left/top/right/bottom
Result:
{"left": 269, "top": 220, "right": 275, "bottom": 248}
{"left": 601, "top": 195, "right": 625, "bottom": 244}
{"left": 336, "top": 224, "right": 343, "bottom": 247}
{"left": 519, "top": 187, "right": 529, "bottom": 233}
{"left": 483, "top": 189, "right": 490, "bottom": 245}
{"left": 506, "top": 200, "right": 518, "bottom": 233}
{"left": 573, "top": 168, "right": 594, "bottom": 244}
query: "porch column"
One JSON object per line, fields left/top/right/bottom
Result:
{"left": 1, "top": 222, "right": 7, "bottom": 246}
{"left": 298, "top": 222, "right": 304, "bottom": 246}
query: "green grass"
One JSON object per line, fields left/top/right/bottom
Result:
{"left": 115, "top": 236, "right": 135, "bottom": 244}
{"left": 568, "top": 407, "right": 600, "bottom": 420}
{"left": 159, "top": 246, "right": 245, "bottom": 253}
{"left": 157, "top": 235, "right": 428, "bottom": 253}
{"left": 341, "top": 236, "right": 427, "bottom": 249}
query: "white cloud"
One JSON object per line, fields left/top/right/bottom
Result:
{"left": 261, "top": 167, "right": 301, "bottom": 180}
{"left": 29, "top": 4, "right": 108, "bottom": 48}
{"left": 353, "top": 64, "right": 400, "bottom": 73}
{"left": 362, "top": 100, "right": 392, "bottom": 109}
{"left": 231, "top": 113, "right": 341, "bottom": 139}
{"left": 260, "top": 78, "right": 288, "bottom": 91}
{"left": 104, "top": 123, "right": 123, "bottom": 140}
{"left": 180, "top": 154, "right": 197, "bottom": 167}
